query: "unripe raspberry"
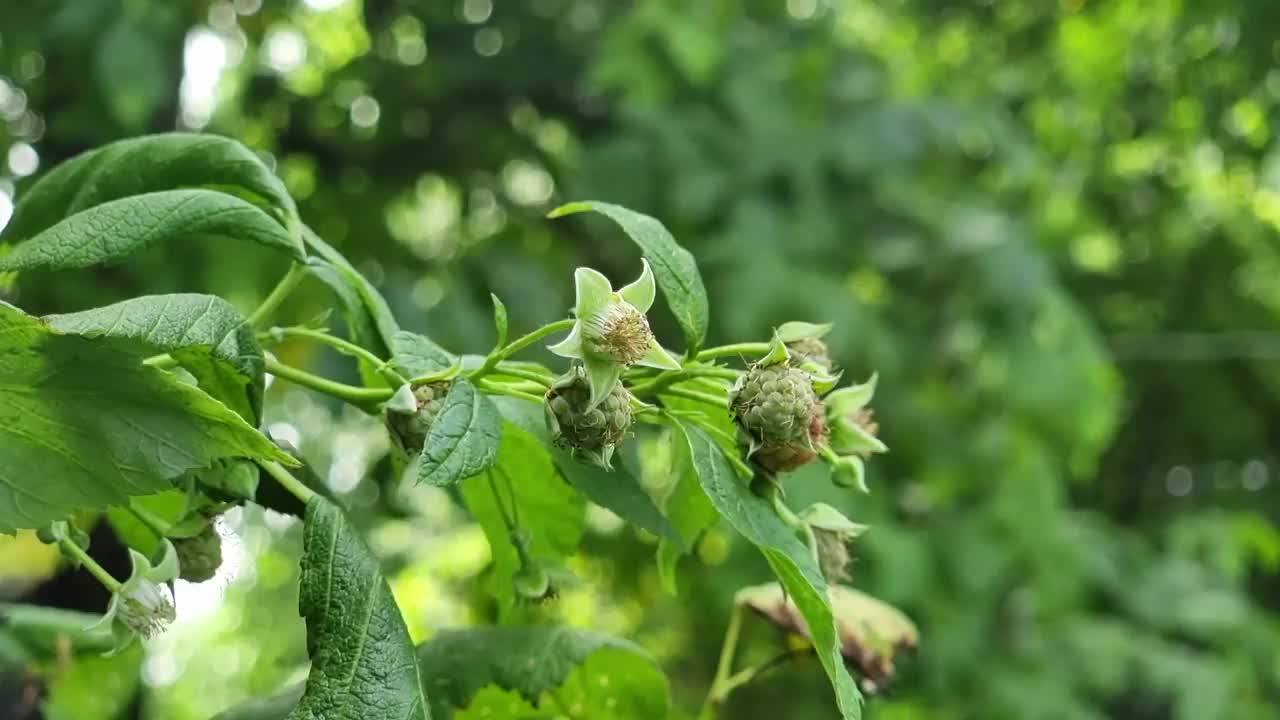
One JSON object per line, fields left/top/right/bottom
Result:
{"left": 174, "top": 525, "right": 223, "bottom": 583}
{"left": 514, "top": 562, "right": 554, "bottom": 603}
{"left": 787, "top": 336, "right": 833, "bottom": 372}
{"left": 801, "top": 503, "right": 868, "bottom": 584}
{"left": 385, "top": 381, "right": 453, "bottom": 456}
{"left": 730, "top": 363, "right": 824, "bottom": 473}
{"left": 545, "top": 367, "right": 633, "bottom": 468}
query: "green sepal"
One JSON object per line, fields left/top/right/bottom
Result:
{"left": 776, "top": 321, "right": 832, "bottom": 343}
{"left": 826, "top": 374, "right": 878, "bottom": 415}
{"left": 582, "top": 355, "right": 624, "bottom": 410}
{"left": 384, "top": 384, "right": 419, "bottom": 415}
{"left": 616, "top": 258, "right": 657, "bottom": 312}
{"left": 491, "top": 293, "right": 509, "bottom": 349}
{"left": 828, "top": 454, "right": 868, "bottom": 493}
{"left": 829, "top": 416, "right": 889, "bottom": 456}
{"left": 760, "top": 334, "right": 791, "bottom": 367}
{"left": 799, "top": 503, "right": 869, "bottom": 536}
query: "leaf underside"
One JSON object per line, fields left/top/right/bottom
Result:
{"left": 0, "top": 302, "right": 291, "bottom": 534}
{"left": 45, "top": 293, "right": 265, "bottom": 422}
{"left": 416, "top": 626, "right": 654, "bottom": 718}
{"left": 677, "top": 421, "right": 864, "bottom": 719}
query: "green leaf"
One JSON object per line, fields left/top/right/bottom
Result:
{"left": 418, "top": 379, "right": 501, "bottom": 486}
{"left": 105, "top": 490, "right": 188, "bottom": 557}
{"left": 491, "top": 396, "right": 678, "bottom": 540}
{"left": 540, "top": 647, "right": 671, "bottom": 720}
{"left": 0, "top": 603, "right": 116, "bottom": 657}
{"left": 0, "top": 190, "right": 303, "bottom": 273}
{"left": 454, "top": 686, "right": 547, "bottom": 720}
{"left": 460, "top": 424, "right": 584, "bottom": 610}
{"left": 392, "top": 330, "right": 456, "bottom": 378}
{"left": 549, "top": 201, "right": 709, "bottom": 353}
{"left": 416, "top": 626, "right": 661, "bottom": 719}
{"left": 43, "top": 642, "right": 143, "bottom": 720}
{"left": 288, "top": 497, "right": 429, "bottom": 720}
{"left": 45, "top": 293, "right": 266, "bottom": 422}
{"left": 2, "top": 133, "right": 297, "bottom": 243}
{"left": 675, "top": 421, "right": 864, "bottom": 719}
{"left": 303, "top": 227, "right": 399, "bottom": 351}
{"left": 559, "top": 458, "right": 677, "bottom": 539}
{"left": 0, "top": 302, "right": 294, "bottom": 534}
{"left": 656, "top": 423, "right": 719, "bottom": 594}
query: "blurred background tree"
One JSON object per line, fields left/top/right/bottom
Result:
{"left": 2, "top": 0, "right": 1279, "bottom": 718}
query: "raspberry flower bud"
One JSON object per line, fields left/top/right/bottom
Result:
{"left": 825, "top": 375, "right": 887, "bottom": 457}
{"left": 777, "top": 321, "right": 835, "bottom": 372}
{"left": 822, "top": 374, "right": 888, "bottom": 492}
{"left": 384, "top": 380, "right": 453, "bottom": 456}
{"left": 548, "top": 260, "right": 680, "bottom": 408}
{"left": 173, "top": 524, "right": 223, "bottom": 583}
{"left": 799, "top": 503, "right": 869, "bottom": 584}
{"left": 730, "top": 338, "right": 825, "bottom": 473}
{"left": 544, "top": 365, "right": 634, "bottom": 468}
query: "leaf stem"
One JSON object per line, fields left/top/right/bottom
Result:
{"left": 476, "top": 379, "right": 545, "bottom": 404}
{"left": 695, "top": 342, "right": 772, "bottom": 363}
{"left": 259, "top": 460, "right": 317, "bottom": 504}
{"left": 661, "top": 387, "right": 730, "bottom": 410}
{"left": 698, "top": 604, "right": 745, "bottom": 720}
{"left": 486, "top": 471, "right": 517, "bottom": 537}
{"left": 469, "top": 318, "right": 576, "bottom": 382}
{"left": 58, "top": 539, "right": 122, "bottom": 594}
{"left": 264, "top": 356, "right": 393, "bottom": 408}
{"left": 247, "top": 262, "right": 308, "bottom": 328}
{"left": 127, "top": 504, "right": 170, "bottom": 538}
{"left": 265, "top": 326, "right": 406, "bottom": 385}
{"left": 490, "top": 363, "right": 554, "bottom": 387}
{"left": 629, "top": 366, "right": 740, "bottom": 396}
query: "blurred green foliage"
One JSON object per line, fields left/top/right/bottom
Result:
{"left": 2, "top": 0, "right": 1279, "bottom": 718}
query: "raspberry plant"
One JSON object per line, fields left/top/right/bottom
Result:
{"left": 0, "top": 134, "right": 915, "bottom": 719}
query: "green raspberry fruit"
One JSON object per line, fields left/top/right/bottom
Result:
{"left": 386, "top": 380, "right": 453, "bottom": 456}
{"left": 730, "top": 363, "right": 825, "bottom": 473}
{"left": 545, "top": 367, "right": 633, "bottom": 468}
{"left": 174, "top": 525, "right": 223, "bottom": 583}
{"left": 787, "top": 336, "right": 833, "bottom": 371}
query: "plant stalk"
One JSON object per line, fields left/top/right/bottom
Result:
{"left": 629, "top": 366, "right": 740, "bottom": 396}
{"left": 259, "top": 460, "right": 317, "bottom": 504}
{"left": 470, "top": 318, "right": 576, "bottom": 381}
{"left": 698, "top": 605, "right": 745, "bottom": 720}
{"left": 58, "top": 539, "right": 122, "bottom": 594}
{"left": 247, "top": 262, "right": 307, "bottom": 328}
{"left": 660, "top": 387, "right": 730, "bottom": 410}
{"left": 265, "top": 326, "right": 406, "bottom": 385}
{"left": 476, "top": 379, "right": 545, "bottom": 404}
{"left": 695, "top": 342, "right": 772, "bottom": 363}
{"left": 264, "top": 356, "right": 393, "bottom": 408}
{"left": 127, "top": 503, "right": 171, "bottom": 538}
